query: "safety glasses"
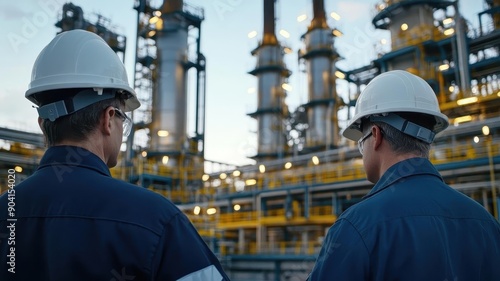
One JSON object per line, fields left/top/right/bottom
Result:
{"left": 114, "top": 107, "right": 132, "bottom": 137}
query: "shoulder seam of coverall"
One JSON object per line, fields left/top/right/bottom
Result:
{"left": 150, "top": 211, "right": 203, "bottom": 280}
{"left": 339, "top": 218, "right": 370, "bottom": 254}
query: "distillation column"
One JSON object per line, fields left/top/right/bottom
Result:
{"left": 300, "top": 0, "right": 339, "bottom": 149}
{"left": 150, "top": 0, "right": 188, "bottom": 166}
{"left": 248, "top": 0, "right": 291, "bottom": 159}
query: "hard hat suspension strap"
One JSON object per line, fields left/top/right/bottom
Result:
{"left": 370, "top": 113, "right": 435, "bottom": 144}
{"left": 37, "top": 89, "right": 115, "bottom": 121}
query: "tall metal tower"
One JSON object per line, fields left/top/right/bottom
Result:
{"left": 248, "top": 0, "right": 291, "bottom": 160}
{"left": 299, "top": 0, "right": 340, "bottom": 150}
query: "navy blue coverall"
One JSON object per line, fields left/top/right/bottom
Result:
{"left": 0, "top": 146, "right": 229, "bottom": 281}
{"left": 308, "top": 157, "right": 500, "bottom": 280}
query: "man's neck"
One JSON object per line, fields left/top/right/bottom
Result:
{"left": 54, "top": 137, "right": 106, "bottom": 164}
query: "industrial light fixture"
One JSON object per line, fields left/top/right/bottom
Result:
{"left": 449, "top": 85, "right": 455, "bottom": 92}
{"left": 456, "top": 97, "right": 478, "bottom": 106}
{"left": 149, "top": 16, "right": 159, "bottom": 24}
{"left": 453, "top": 115, "right": 472, "bottom": 125}
{"left": 312, "top": 156, "right": 319, "bottom": 165}
{"left": 335, "top": 71, "right": 345, "bottom": 79}
{"left": 482, "top": 125, "right": 490, "bottom": 136}
{"left": 444, "top": 28, "right": 455, "bottom": 36}
{"left": 330, "top": 12, "right": 341, "bottom": 21}
{"left": 282, "top": 83, "right": 292, "bottom": 91}
{"left": 234, "top": 204, "right": 241, "bottom": 211}
{"left": 162, "top": 156, "right": 169, "bottom": 165}
{"left": 14, "top": 166, "right": 22, "bottom": 173}
{"left": 245, "top": 179, "right": 257, "bottom": 186}
{"left": 153, "top": 10, "right": 162, "bottom": 17}
{"left": 193, "top": 206, "right": 201, "bottom": 215}
{"left": 158, "top": 130, "right": 169, "bottom": 137}
{"left": 148, "top": 30, "right": 156, "bottom": 37}
{"left": 438, "top": 64, "right": 450, "bottom": 71}
{"left": 141, "top": 151, "right": 147, "bottom": 157}
{"left": 473, "top": 136, "right": 480, "bottom": 143}
{"left": 443, "top": 18, "right": 454, "bottom": 25}
{"left": 284, "top": 162, "right": 292, "bottom": 169}
{"left": 279, "top": 29, "right": 290, "bottom": 39}
{"left": 297, "top": 14, "right": 307, "bottom": 22}
{"left": 202, "top": 174, "right": 210, "bottom": 181}
{"left": 207, "top": 208, "right": 217, "bottom": 215}
{"left": 220, "top": 173, "right": 227, "bottom": 180}
{"left": 248, "top": 31, "right": 258, "bottom": 39}
{"left": 332, "top": 29, "right": 343, "bottom": 37}
{"left": 259, "top": 164, "right": 266, "bottom": 173}
{"left": 233, "top": 170, "right": 241, "bottom": 177}
{"left": 401, "top": 23, "right": 408, "bottom": 31}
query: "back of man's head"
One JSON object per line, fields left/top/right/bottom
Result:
{"left": 25, "top": 30, "right": 140, "bottom": 146}
{"left": 343, "top": 70, "right": 449, "bottom": 147}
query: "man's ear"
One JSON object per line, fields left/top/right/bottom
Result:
{"left": 101, "top": 107, "right": 115, "bottom": 136}
{"left": 372, "top": 125, "right": 383, "bottom": 149}
{"left": 38, "top": 117, "right": 43, "bottom": 130}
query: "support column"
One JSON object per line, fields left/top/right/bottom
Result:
{"left": 238, "top": 228, "right": 245, "bottom": 254}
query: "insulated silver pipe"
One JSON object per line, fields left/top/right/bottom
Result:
{"left": 454, "top": 0, "right": 471, "bottom": 95}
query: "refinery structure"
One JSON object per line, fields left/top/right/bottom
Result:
{"left": 1, "top": 0, "right": 499, "bottom": 280}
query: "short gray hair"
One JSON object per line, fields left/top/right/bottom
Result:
{"left": 363, "top": 121, "right": 431, "bottom": 158}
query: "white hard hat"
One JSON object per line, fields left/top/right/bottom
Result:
{"left": 26, "top": 29, "right": 140, "bottom": 117}
{"left": 342, "top": 70, "right": 449, "bottom": 143}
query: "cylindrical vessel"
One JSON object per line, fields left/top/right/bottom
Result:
{"left": 150, "top": 2, "right": 188, "bottom": 165}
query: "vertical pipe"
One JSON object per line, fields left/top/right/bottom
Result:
{"left": 486, "top": 136, "right": 498, "bottom": 219}
{"left": 483, "top": 189, "right": 490, "bottom": 212}
{"left": 494, "top": 0, "right": 500, "bottom": 30}
{"left": 313, "top": 0, "right": 325, "bottom": 20}
{"left": 274, "top": 261, "right": 281, "bottom": 281}
{"left": 262, "top": 0, "right": 277, "bottom": 45}
{"left": 256, "top": 194, "right": 263, "bottom": 252}
{"left": 126, "top": 0, "right": 145, "bottom": 179}
{"left": 195, "top": 25, "right": 205, "bottom": 158}
{"left": 310, "top": 0, "right": 327, "bottom": 30}
{"left": 455, "top": 0, "right": 471, "bottom": 95}
{"left": 162, "top": 0, "right": 183, "bottom": 13}
{"left": 304, "top": 187, "right": 309, "bottom": 219}
{"left": 238, "top": 228, "right": 245, "bottom": 254}
{"left": 438, "top": 69, "right": 446, "bottom": 103}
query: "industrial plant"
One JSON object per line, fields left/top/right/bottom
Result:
{"left": 0, "top": 0, "right": 499, "bottom": 280}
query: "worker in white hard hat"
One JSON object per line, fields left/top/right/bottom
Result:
{"left": 308, "top": 70, "right": 500, "bottom": 280}
{"left": 0, "top": 30, "right": 229, "bottom": 281}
